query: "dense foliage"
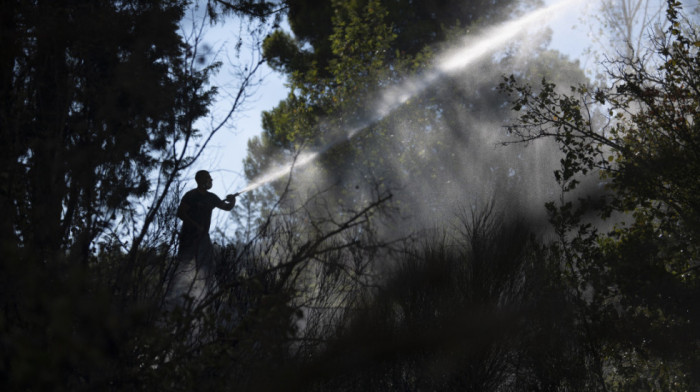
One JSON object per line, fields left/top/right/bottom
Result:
{"left": 2, "top": 0, "right": 698, "bottom": 390}
{"left": 0, "top": 0, "right": 279, "bottom": 389}
{"left": 500, "top": 1, "right": 699, "bottom": 387}
{"left": 1, "top": 0, "right": 204, "bottom": 258}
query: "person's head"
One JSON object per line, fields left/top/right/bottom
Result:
{"left": 195, "top": 170, "right": 213, "bottom": 190}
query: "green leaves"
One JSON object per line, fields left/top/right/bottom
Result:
{"left": 501, "top": 2, "right": 700, "bottom": 386}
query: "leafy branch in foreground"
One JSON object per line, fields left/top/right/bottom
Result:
{"left": 500, "top": 1, "right": 699, "bottom": 387}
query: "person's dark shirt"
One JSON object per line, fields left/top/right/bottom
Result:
{"left": 179, "top": 189, "right": 222, "bottom": 242}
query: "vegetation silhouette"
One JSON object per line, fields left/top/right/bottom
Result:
{"left": 1, "top": 0, "right": 698, "bottom": 390}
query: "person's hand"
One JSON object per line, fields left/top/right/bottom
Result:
{"left": 225, "top": 194, "right": 237, "bottom": 203}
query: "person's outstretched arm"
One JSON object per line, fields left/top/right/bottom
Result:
{"left": 216, "top": 194, "right": 237, "bottom": 211}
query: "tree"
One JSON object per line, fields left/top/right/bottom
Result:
{"left": 500, "top": 1, "right": 699, "bottom": 387}
{"left": 1, "top": 0, "right": 205, "bottom": 260}
{"left": 263, "top": 0, "right": 533, "bottom": 77}
{"left": 590, "top": 0, "right": 668, "bottom": 60}
{"left": 581, "top": 0, "right": 698, "bottom": 81}
{"left": 244, "top": 0, "right": 590, "bottom": 236}
{"left": 0, "top": 0, "right": 280, "bottom": 389}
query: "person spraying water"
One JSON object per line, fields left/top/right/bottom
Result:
{"left": 177, "top": 170, "right": 237, "bottom": 280}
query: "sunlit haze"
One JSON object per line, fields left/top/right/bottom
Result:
{"left": 232, "top": 0, "right": 586, "bottom": 195}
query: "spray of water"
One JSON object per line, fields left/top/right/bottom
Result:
{"left": 235, "top": 0, "right": 581, "bottom": 195}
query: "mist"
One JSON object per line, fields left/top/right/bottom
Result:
{"left": 243, "top": 0, "right": 589, "bottom": 238}
{"left": 4, "top": 0, "right": 698, "bottom": 389}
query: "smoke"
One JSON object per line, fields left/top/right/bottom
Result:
{"left": 243, "top": 0, "right": 590, "bottom": 235}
